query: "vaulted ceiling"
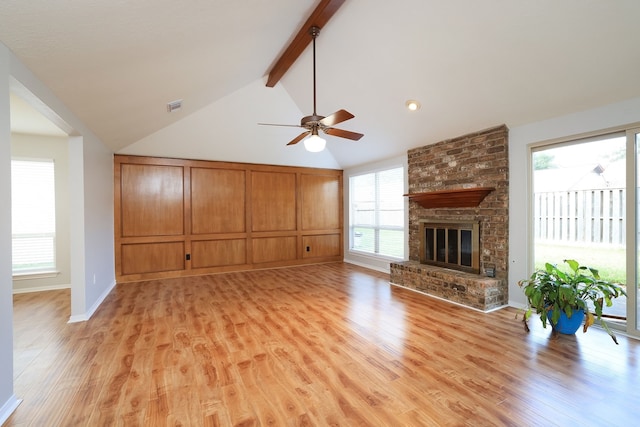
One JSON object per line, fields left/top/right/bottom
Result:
{"left": 2, "top": 0, "right": 639, "bottom": 169}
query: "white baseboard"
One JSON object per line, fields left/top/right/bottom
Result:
{"left": 0, "top": 395, "right": 22, "bottom": 425}
{"left": 508, "top": 300, "right": 528, "bottom": 310}
{"left": 68, "top": 279, "right": 116, "bottom": 323}
{"left": 13, "top": 283, "right": 71, "bottom": 294}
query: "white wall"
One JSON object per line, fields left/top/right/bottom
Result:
{"left": 343, "top": 154, "right": 408, "bottom": 272}
{"left": 76, "top": 131, "right": 115, "bottom": 319}
{"left": 0, "top": 42, "right": 116, "bottom": 421}
{"left": 0, "top": 42, "right": 21, "bottom": 425}
{"left": 11, "top": 133, "right": 71, "bottom": 293}
{"left": 508, "top": 97, "right": 640, "bottom": 307}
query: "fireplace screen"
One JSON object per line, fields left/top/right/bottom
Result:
{"left": 419, "top": 220, "right": 480, "bottom": 274}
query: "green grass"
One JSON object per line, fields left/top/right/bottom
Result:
{"left": 535, "top": 243, "right": 626, "bottom": 284}
{"left": 352, "top": 227, "right": 404, "bottom": 258}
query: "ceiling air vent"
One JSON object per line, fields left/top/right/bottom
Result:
{"left": 166, "top": 99, "right": 182, "bottom": 113}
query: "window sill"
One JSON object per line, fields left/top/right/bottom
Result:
{"left": 12, "top": 271, "right": 60, "bottom": 281}
{"left": 348, "top": 249, "right": 404, "bottom": 262}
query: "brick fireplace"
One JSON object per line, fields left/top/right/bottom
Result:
{"left": 390, "top": 125, "right": 509, "bottom": 311}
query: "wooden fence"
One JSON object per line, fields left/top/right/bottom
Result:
{"left": 534, "top": 188, "right": 625, "bottom": 247}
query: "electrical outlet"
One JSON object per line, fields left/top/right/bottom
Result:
{"left": 93, "top": 274, "right": 96, "bottom": 284}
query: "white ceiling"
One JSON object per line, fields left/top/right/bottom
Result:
{"left": 2, "top": 0, "right": 640, "bottom": 169}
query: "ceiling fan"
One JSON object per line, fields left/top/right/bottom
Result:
{"left": 259, "top": 26, "right": 363, "bottom": 152}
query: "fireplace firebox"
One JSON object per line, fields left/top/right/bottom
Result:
{"left": 419, "top": 220, "right": 480, "bottom": 274}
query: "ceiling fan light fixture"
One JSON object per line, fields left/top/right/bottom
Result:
{"left": 406, "top": 99, "right": 421, "bottom": 111}
{"left": 304, "top": 132, "right": 326, "bottom": 152}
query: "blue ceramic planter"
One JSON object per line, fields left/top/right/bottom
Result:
{"left": 547, "top": 308, "right": 585, "bottom": 334}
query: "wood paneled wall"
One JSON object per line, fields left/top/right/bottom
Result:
{"left": 114, "top": 155, "right": 343, "bottom": 282}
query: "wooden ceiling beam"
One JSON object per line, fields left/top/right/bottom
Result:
{"left": 265, "top": 0, "right": 346, "bottom": 88}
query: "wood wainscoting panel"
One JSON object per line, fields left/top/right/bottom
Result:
{"left": 114, "top": 155, "right": 343, "bottom": 281}
{"left": 191, "top": 239, "right": 246, "bottom": 268}
{"left": 301, "top": 173, "right": 341, "bottom": 231}
{"left": 252, "top": 236, "right": 297, "bottom": 263}
{"left": 121, "top": 241, "right": 185, "bottom": 274}
{"left": 302, "top": 234, "right": 341, "bottom": 258}
{"left": 120, "top": 164, "right": 184, "bottom": 237}
{"left": 191, "top": 167, "right": 246, "bottom": 234}
{"left": 251, "top": 171, "right": 297, "bottom": 232}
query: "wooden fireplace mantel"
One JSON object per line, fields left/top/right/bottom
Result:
{"left": 404, "top": 187, "right": 495, "bottom": 208}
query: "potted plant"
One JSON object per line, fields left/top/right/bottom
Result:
{"left": 518, "top": 259, "right": 627, "bottom": 344}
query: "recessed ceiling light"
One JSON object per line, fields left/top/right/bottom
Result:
{"left": 405, "top": 99, "right": 421, "bottom": 111}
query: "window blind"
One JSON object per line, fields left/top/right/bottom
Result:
{"left": 11, "top": 159, "right": 57, "bottom": 274}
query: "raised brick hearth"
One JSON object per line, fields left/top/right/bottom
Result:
{"left": 390, "top": 261, "right": 506, "bottom": 311}
{"left": 390, "top": 125, "right": 509, "bottom": 311}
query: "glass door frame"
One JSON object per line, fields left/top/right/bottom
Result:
{"left": 627, "top": 127, "right": 640, "bottom": 338}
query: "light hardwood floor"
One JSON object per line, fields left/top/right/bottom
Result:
{"left": 8, "top": 263, "right": 640, "bottom": 426}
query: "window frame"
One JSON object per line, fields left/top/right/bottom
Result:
{"left": 348, "top": 164, "right": 407, "bottom": 261}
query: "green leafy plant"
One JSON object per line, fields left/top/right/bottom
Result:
{"left": 518, "top": 259, "right": 626, "bottom": 344}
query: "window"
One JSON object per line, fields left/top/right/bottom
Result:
{"left": 350, "top": 167, "right": 404, "bottom": 258}
{"left": 11, "top": 159, "right": 57, "bottom": 274}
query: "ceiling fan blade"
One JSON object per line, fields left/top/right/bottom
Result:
{"left": 319, "top": 109, "right": 354, "bottom": 127}
{"left": 287, "top": 131, "right": 311, "bottom": 146}
{"left": 324, "top": 128, "right": 364, "bottom": 141}
{"left": 258, "top": 122, "right": 303, "bottom": 128}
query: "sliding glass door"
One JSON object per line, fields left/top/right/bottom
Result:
{"left": 632, "top": 129, "right": 640, "bottom": 335}
{"left": 530, "top": 126, "right": 640, "bottom": 338}
{"left": 532, "top": 133, "right": 627, "bottom": 324}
